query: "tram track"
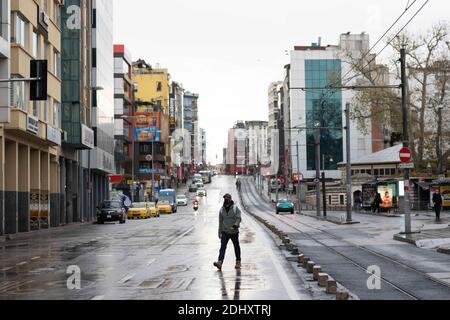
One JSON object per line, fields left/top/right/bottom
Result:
{"left": 240, "top": 177, "right": 450, "bottom": 300}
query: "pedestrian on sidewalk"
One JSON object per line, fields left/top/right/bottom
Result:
{"left": 214, "top": 194, "right": 242, "bottom": 271}
{"left": 372, "top": 193, "right": 382, "bottom": 213}
{"left": 433, "top": 191, "right": 443, "bottom": 222}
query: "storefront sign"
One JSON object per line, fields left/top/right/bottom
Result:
{"left": 81, "top": 124, "right": 94, "bottom": 149}
{"left": 27, "top": 115, "right": 39, "bottom": 135}
{"left": 134, "top": 128, "right": 161, "bottom": 142}
{"left": 441, "top": 185, "right": 450, "bottom": 208}
{"left": 47, "top": 125, "right": 61, "bottom": 145}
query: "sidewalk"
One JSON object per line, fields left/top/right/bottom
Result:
{"left": 257, "top": 186, "right": 450, "bottom": 255}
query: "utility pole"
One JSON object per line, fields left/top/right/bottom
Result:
{"left": 315, "top": 124, "right": 321, "bottom": 217}
{"left": 322, "top": 172, "right": 327, "bottom": 217}
{"left": 345, "top": 104, "right": 353, "bottom": 223}
{"left": 296, "top": 141, "right": 301, "bottom": 214}
{"left": 401, "top": 47, "right": 412, "bottom": 234}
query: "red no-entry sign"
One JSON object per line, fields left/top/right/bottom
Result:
{"left": 399, "top": 147, "right": 412, "bottom": 163}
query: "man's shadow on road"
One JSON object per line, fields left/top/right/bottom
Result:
{"left": 217, "top": 270, "right": 242, "bottom": 300}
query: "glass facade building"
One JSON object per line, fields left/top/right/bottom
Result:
{"left": 305, "top": 59, "right": 343, "bottom": 171}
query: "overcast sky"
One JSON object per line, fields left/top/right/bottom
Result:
{"left": 113, "top": 0, "right": 448, "bottom": 165}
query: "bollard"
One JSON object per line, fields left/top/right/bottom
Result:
{"left": 298, "top": 254, "right": 305, "bottom": 264}
{"left": 282, "top": 237, "right": 290, "bottom": 245}
{"left": 318, "top": 273, "right": 329, "bottom": 287}
{"left": 336, "top": 291, "right": 350, "bottom": 300}
{"left": 302, "top": 257, "right": 310, "bottom": 269}
{"left": 313, "top": 266, "right": 322, "bottom": 281}
{"left": 286, "top": 243, "right": 294, "bottom": 251}
{"left": 291, "top": 247, "right": 299, "bottom": 255}
{"left": 326, "top": 278, "right": 338, "bottom": 294}
{"left": 306, "top": 261, "right": 315, "bottom": 273}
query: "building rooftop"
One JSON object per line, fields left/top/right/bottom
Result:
{"left": 340, "top": 144, "right": 403, "bottom": 165}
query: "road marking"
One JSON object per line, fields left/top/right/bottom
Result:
{"left": 91, "top": 295, "right": 104, "bottom": 300}
{"left": 31, "top": 256, "right": 41, "bottom": 261}
{"left": 147, "top": 259, "right": 156, "bottom": 266}
{"left": 169, "top": 227, "right": 195, "bottom": 246}
{"left": 118, "top": 273, "right": 136, "bottom": 284}
{"left": 16, "top": 261, "right": 28, "bottom": 266}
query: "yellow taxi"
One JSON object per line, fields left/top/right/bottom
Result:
{"left": 147, "top": 202, "right": 160, "bottom": 218}
{"left": 127, "top": 202, "right": 151, "bottom": 219}
{"left": 157, "top": 200, "right": 173, "bottom": 215}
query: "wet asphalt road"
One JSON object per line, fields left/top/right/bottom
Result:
{"left": 0, "top": 176, "right": 313, "bottom": 300}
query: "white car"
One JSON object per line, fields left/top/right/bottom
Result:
{"left": 176, "top": 195, "right": 188, "bottom": 206}
{"left": 196, "top": 189, "right": 207, "bottom": 197}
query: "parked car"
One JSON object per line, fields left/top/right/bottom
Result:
{"left": 127, "top": 202, "right": 153, "bottom": 219}
{"left": 196, "top": 188, "right": 207, "bottom": 197}
{"left": 177, "top": 195, "right": 188, "bottom": 206}
{"left": 97, "top": 200, "right": 127, "bottom": 224}
{"left": 157, "top": 200, "right": 173, "bottom": 214}
{"left": 276, "top": 199, "right": 294, "bottom": 215}
{"left": 195, "top": 182, "right": 204, "bottom": 189}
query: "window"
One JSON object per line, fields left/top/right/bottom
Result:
{"left": 32, "top": 30, "right": 38, "bottom": 58}
{"left": 32, "top": 101, "right": 39, "bottom": 118}
{"left": 379, "top": 169, "right": 385, "bottom": 176}
{"left": 11, "top": 77, "right": 27, "bottom": 110}
{"left": 53, "top": 1, "right": 61, "bottom": 26}
{"left": 52, "top": 100, "right": 60, "bottom": 127}
{"left": 374, "top": 169, "right": 379, "bottom": 176}
{"left": 43, "top": 98, "right": 49, "bottom": 122}
{"left": 53, "top": 50, "right": 61, "bottom": 77}
{"left": 44, "top": 41, "right": 49, "bottom": 61}
{"left": 157, "top": 82, "right": 162, "bottom": 92}
{"left": 391, "top": 168, "right": 396, "bottom": 176}
{"left": 367, "top": 169, "right": 372, "bottom": 175}
{"left": 13, "top": 14, "right": 28, "bottom": 48}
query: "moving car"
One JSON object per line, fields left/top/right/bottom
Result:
{"left": 157, "top": 200, "right": 173, "bottom": 214}
{"left": 189, "top": 183, "right": 198, "bottom": 193}
{"left": 177, "top": 195, "right": 188, "bottom": 206}
{"left": 158, "top": 189, "right": 177, "bottom": 213}
{"left": 195, "top": 181, "right": 204, "bottom": 189}
{"left": 97, "top": 200, "right": 127, "bottom": 224}
{"left": 276, "top": 199, "right": 294, "bottom": 215}
{"left": 147, "top": 202, "right": 160, "bottom": 217}
{"left": 127, "top": 202, "right": 151, "bottom": 219}
{"left": 196, "top": 188, "right": 207, "bottom": 197}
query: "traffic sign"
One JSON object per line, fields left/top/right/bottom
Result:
{"left": 399, "top": 147, "right": 412, "bottom": 163}
{"left": 399, "top": 163, "right": 414, "bottom": 169}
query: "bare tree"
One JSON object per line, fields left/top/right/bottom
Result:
{"left": 344, "top": 22, "right": 450, "bottom": 172}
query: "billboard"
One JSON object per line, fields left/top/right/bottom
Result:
{"left": 378, "top": 183, "right": 396, "bottom": 209}
{"left": 134, "top": 128, "right": 161, "bottom": 142}
{"left": 441, "top": 185, "right": 450, "bottom": 207}
{"left": 134, "top": 112, "right": 160, "bottom": 128}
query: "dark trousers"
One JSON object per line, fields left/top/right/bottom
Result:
{"left": 435, "top": 205, "right": 442, "bottom": 220}
{"left": 218, "top": 232, "right": 241, "bottom": 262}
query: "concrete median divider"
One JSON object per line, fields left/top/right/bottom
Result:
{"left": 318, "top": 273, "right": 329, "bottom": 287}
{"left": 313, "top": 266, "right": 322, "bottom": 280}
{"left": 336, "top": 290, "right": 350, "bottom": 300}
{"left": 306, "top": 261, "right": 315, "bottom": 273}
{"left": 302, "top": 257, "right": 310, "bottom": 269}
{"left": 326, "top": 278, "right": 338, "bottom": 294}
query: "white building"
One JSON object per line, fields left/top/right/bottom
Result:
{"left": 0, "top": 0, "right": 10, "bottom": 123}
{"left": 246, "top": 121, "right": 269, "bottom": 167}
{"left": 289, "top": 33, "right": 376, "bottom": 180}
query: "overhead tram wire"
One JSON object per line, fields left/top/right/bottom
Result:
{"left": 290, "top": 0, "right": 423, "bottom": 93}
{"left": 339, "top": 0, "right": 430, "bottom": 88}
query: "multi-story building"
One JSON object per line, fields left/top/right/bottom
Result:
{"left": 61, "top": 0, "right": 96, "bottom": 225}
{"left": 281, "top": 64, "right": 292, "bottom": 183}
{"left": 0, "top": 0, "right": 11, "bottom": 236}
{"left": 0, "top": 0, "right": 62, "bottom": 235}
{"left": 200, "top": 128, "right": 206, "bottom": 165}
{"left": 132, "top": 59, "right": 171, "bottom": 196}
{"left": 83, "top": 0, "right": 115, "bottom": 218}
{"left": 113, "top": 44, "right": 133, "bottom": 187}
{"left": 226, "top": 121, "right": 247, "bottom": 175}
{"left": 288, "top": 33, "right": 377, "bottom": 180}
{"left": 246, "top": 121, "right": 269, "bottom": 174}
{"left": 169, "top": 81, "right": 185, "bottom": 182}
{"left": 183, "top": 91, "right": 199, "bottom": 174}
